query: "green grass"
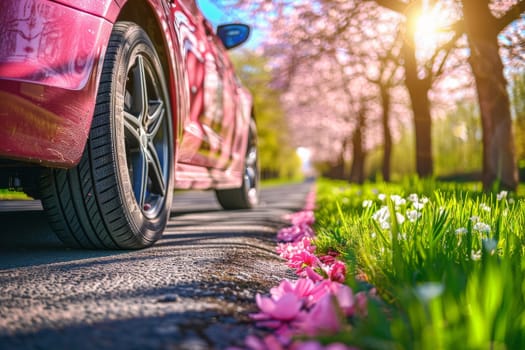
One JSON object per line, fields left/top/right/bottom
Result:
{"left": 314, "top": 178, "right": 525, "bottom": 349}
{"left": 0, "top": 189, "right": 31, "bottom": 200}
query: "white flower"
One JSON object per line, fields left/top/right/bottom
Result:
{"left": 413, "top": 202, "right": 425, "bottom": 210}
{"left": 415, "top": 282, "right": 444, "bottom": 302}
{"left": 390, "top": 195, "right": 406, "bottom": 207}
{"left": 378, "top": 193, "right": 386, "bottom": 201}
{"left": 362, "top": 199, "right": 373, "bottom": 208}
{"left": 406, "top": 209, "right": 421, "bottom": 222}
{"left": 470, "top": 216, "right": 479, "bottom": 223}
{"left": 480, "top": 203, "right": 491, "bottom": 212}
{"left": 420, "top": 197, "right": 429, "bottom": 204}
{"left": 370, "top": 232, "right": 377, "bottom": 239}
{"left": 396, "top": 212, "right": 406, "bottom": 225}
{"left": 496, "top": 191, "right": 508, "bottom": 201}
{"left": 408, "top": 193, "right": 419, "bottom": 203}
{"left": 471, "top": 250, "right": 482, "bottom": 261}
{"left": 455, "top": 227, "right": 468, "bottom": 235}
{"left": 473, "top": 222, "right": 491, "bottom": 234}
{"left": 372, "top": 206, "right": 391, "bottom": 229}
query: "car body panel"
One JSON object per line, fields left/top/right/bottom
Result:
{"left": 0, "top": 0, "right": 112, "bottom": 166}
{"left": 0, "top": 0, "right": 251, "bottom": 190}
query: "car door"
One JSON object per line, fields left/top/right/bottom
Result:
{"left": 172, "top": 0, "right": 229, "bottom": 169}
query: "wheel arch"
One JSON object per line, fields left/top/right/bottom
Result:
{"left": 115, "top": 0, "right": 187, "bottom": 159}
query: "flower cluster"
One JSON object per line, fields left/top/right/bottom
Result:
{"left": 231, "top": 190, "right": 366, "bottom": 350}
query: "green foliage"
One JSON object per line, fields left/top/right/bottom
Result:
{"left": 314, "top": 178, "right": 525, "bottom": 349}
{"left": 0, "top": 189, "right": 30, "bottom": 200}
{"left": 433, "top": 103, "right": 483, "bottom": 177}
{"left": 366, "top": 102, "right": 484, "bottom": 181}
{"left": 230, "top": 50, "right": 302, "bottom": 180}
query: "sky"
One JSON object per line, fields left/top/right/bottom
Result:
{"left": 197, "top": 0, "right": 263, "bottom": 49}
{"left": 197, "top": 0, "right": 228, "bottom": 25}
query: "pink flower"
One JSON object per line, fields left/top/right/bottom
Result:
{"left": 244, "top": 334, "right": 286, "bottom": 350}
{"left": 288, "top": 250, "right": 320, "bottom": 275}
{"left": 277, "top": 237, "right": 316, "bottom": 261}
{"left": 290, "top": 341, "right": 357, "bottom": 350}
{"left": 305, "top": 267, "right": 324, "bottom": 283}
{"left": 277, "top": 224, "right": 315, "bottom": 243}
{"left": 285, "top": 210, "right": 315, "bottom": 226}
{"left": 334, "top": 284, "right": 355, "bottom": 317}
{"left": 253, "top": 292, "right": 303, "bottom": 321}
{"left": 319, "top": 250, "right": 340, "bottom": 265}
{"left": 270, "top": 278, "right": 316, "bottom": 300}
{"left": 325, "top": 261, "right": 347, "bottom": 283}
{"left": 355, "top": 291, "right": 368, "bottom": 317}
{"left": 297, "top": 294, "right": 342, "bottom": 336}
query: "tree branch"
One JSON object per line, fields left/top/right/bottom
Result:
{"left": 371, "top": 0, "right": 409, "bottom": 14}
{"left": 496, "top": 0, "right": 525, "bottom": 33}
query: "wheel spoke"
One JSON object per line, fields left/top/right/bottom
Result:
{"left": 123, "top": 111, "right": 142, "bottom": 147}
{"left": 146, "top": 141, "right": 166, "bottom": 195}
{"left": 131, "top": 55, "right": 148, "bottom": 122}
{"left": 146, "top": 100, "right": 165, "bottom": 138}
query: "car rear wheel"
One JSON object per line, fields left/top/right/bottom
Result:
{"left": 40, "top": 22, "right": 174, "bottom": 249}
{"left": 215, "top": 122, "right": 259, "bottom": 209}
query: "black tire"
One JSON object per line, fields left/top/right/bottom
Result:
{"left": 215, "top": 121, "right": 259, "bottom": 209}
{"left": 40, "top": 22, "right": 174, "bottom": 249}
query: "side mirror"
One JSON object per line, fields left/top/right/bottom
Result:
{"left": 217, "top": 24, "right": 250, "bottom": 50}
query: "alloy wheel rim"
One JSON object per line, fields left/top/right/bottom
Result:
{"left": 123, "top": 54, "right": 169, "bottom": 219}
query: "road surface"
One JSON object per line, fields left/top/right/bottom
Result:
{"left": 0, "top": 183, "right": 313, "bottom": 350}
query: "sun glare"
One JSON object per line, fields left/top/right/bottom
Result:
{"left": 412, "top": 2, "right": 455, "bottom": 60}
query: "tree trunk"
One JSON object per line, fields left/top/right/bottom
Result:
{"left": 349, "top": 110, "right": 367, "bottom": 184}
{"left": 403, "top": 30, "right": 433, "bottom": 177}
{"left": 380, "top": 85, "right": 392, "bottom": 181}
{"left": 461, "top": 0, "right": 518, "bottom": 191}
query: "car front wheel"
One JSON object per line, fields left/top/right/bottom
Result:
{"left": 40, "top": 22, "right": 174, "bottom": 249}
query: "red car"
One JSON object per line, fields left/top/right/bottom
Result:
{"left": 0, "top": 0, "right": 258, "bottom": 249}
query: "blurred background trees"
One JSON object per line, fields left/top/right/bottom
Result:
{"left": 230, "top": 51, "right": 302, "bottom": 180}
{"left": 210, "top": 0, "right": 524, "bottom": 190}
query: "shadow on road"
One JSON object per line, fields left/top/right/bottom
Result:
{"left": 0, "top": 184, "right": 310, "bottom": 270}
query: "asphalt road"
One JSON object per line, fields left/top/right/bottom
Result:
{"left": 0, "top": 183, "right": 313, "bottom": 350}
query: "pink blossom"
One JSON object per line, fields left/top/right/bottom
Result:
{"left": 355, "top": 291, "right": 368, "bottom": 317}
{"left": 285, "top": 210, "right": 315, "bottom": 226}
{"left": 252, "top": 292, "right": 304, "bottom": 322}
{"left": 333, "top": 284, "right": 355, "bottom": 317}
{"left": 277, "top": 224, "right": 315, "bottom": 243}
{"left": 270, "top": 278, "right": 316, "bottom": 300}
{"left": 319, "top": 250, "right": 340, "bottom": 265}
{"left": 291, "top": 341, "right": 357, "bottom": 350}
{"left": 288, "top": 250, "right": 320, "bottom": 275}
{"left": 305, "top": 267, "right": 324, "bottom": 283}
{"left": 244, "top": 334, "right": 286, "bottom": 350}
{"left": 325, "top": 261, "right": 347, "bottom": 283}
{"left": 297, "top": 294, "right": 342, "bottom": 336}
{"left": 277, "top": 237, "right": 316, "bottom": 260}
